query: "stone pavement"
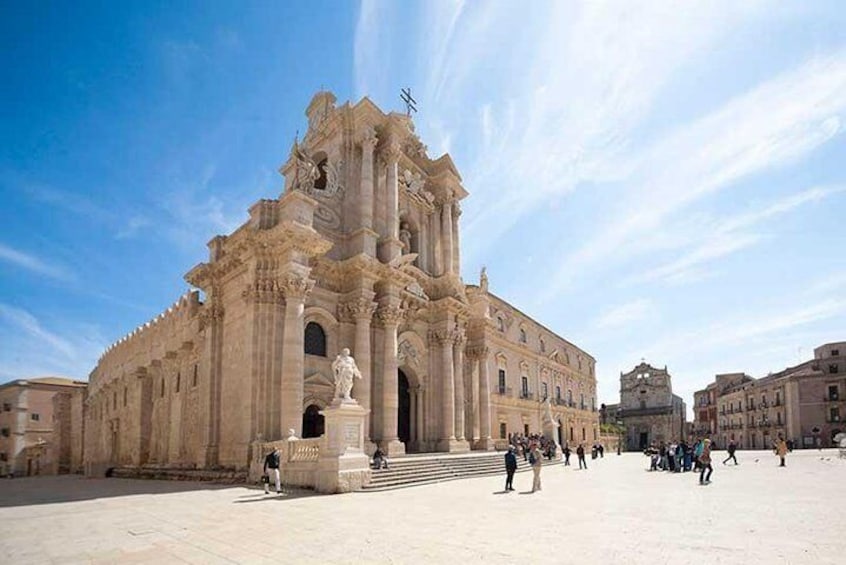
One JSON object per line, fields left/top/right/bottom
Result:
{"left": 0, "top": 449, "right": 844, "bottom": 564}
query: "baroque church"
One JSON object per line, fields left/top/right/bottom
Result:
{"left": 84, "top": 92, "right": 598, "bottom": 474}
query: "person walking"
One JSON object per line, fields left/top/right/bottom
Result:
{"left": 723, "top": 440, "right": 739, "bottom": 465}
{"left": 530, "top": 443, "right": 543, "bottom": 492}
{"left": 263, "top": 446, "right": 282, "bottom": 495}
{"left": 504, "top": 446, "right": 518, "bottom": 491}
{"left": 699, "top": 438, "right": 713, "bottom": 485}
{"left": 563, "top": 445, "right": 571, "bottom": 466}
{"left": 774, "top": 435, "right": 788, "bottom": 467}
{"left": 577, "top": 443, "right": 587, "bottom": 470}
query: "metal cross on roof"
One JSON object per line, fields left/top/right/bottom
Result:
{"left": 400, "top": 87, "right": 417, "bottom": 116}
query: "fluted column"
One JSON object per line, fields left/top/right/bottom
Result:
{"left": 384, "top": 142, "right": 401, "bottom": 261}
{"left": 416, "top": 385, "right": 425, "bottom": 446}
{"left": 453, "top": 333, "right": 466, "bottom": 441}
{"left": 377, "top": 304, "right": 405, "bottom": 455}
{"left": 359, "top": 128, "right": 378, "bottom": 230}
{"left": 478, "top": 347, "right": 493, "bottom": 449}
{"left": 431, "top": 211, "right": 443, "bottom": 275}
{"left": 280, "top": 276, "right": 313, "bottom": 438}
{"left": 470, "top": 352, "right": 480, "bottom": 442}
{"left": 344, "top": 297, "right": 376, "bottom": 440}
{"left": 442, "top": 199, "right": 454, "bottom": 274}
{"left": 452, "top": 202, "right": 461, "bottom": 275}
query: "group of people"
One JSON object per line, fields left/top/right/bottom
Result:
{"left": 503, "top": 435, "right": 603, "bottom": 493}
{"left": 644, "top": 434, "right": 791, "bottom": 486}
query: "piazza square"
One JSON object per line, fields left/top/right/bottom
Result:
{"left": 2, "top": 449, "right": 845, "bottom": 564}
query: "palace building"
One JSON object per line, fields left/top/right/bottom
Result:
{"left": 83, "top": 92, "right": 597, "bottom": 475}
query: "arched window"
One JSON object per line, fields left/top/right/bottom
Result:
{"left": 519, "top": 328, "right": 527, "bottom": 343}
{"left": 497, "top": 317, "right": 505, "bottom": 332}
{"left": 540, "top": 338, "right": 545, "bottom": 353}
{"left": 304, "top": 322, "right": 327, "bottom": 356}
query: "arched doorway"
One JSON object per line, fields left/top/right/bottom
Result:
{"left": 557, "top": 419, "right": 564, "bottom": 446}
{"left": 302, "top": 404, "right": 325, "bottom": 438}
{"left": 398, "top": 369, "right": 411, "bottom": 446}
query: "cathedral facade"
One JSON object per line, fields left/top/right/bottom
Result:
{"left": 83, "top": 93, "right": 598, "bottom": 474}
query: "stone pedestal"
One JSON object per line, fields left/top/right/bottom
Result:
{"left": 473, "top": 438, "right": 495, "bottom": 451}
{"left": 316, "top": 399, "right": 372, "bottom": 494}
{"left": 437, "top": 438, "right": 471, "bottom": 453}
{"left": 542, "top": 419, "right": 562, "bottom": 459}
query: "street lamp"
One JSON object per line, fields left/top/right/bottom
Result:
{"left": 616, "top": 420, "right": 624, "bottom": 455}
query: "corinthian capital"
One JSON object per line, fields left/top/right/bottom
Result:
{"left": 359, "top": 126, "right": 378, "bottom": 150}
{"left": 340, "top": 297, "right": 377, "bottom": 322}
{"left": 375, "top": 304, "right": 404, "bottom": 327}
{"left": 280, "top": 275, "right": 315, "bottom": 300}
{"left": 382, "top": 140, "right": 402, "bottom": 164}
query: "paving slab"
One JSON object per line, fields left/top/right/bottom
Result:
{"left": 0, "top": 449, "right": 843, "bottom": 564}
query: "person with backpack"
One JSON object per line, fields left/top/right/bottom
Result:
{"left": 263, "top": 446, "right": 282, "bottom": 495}
{"left": 504, "top": 446, "right": 518, "bottom": 491}
{"left": 530, "top": 442, "right": 543, "bottom": 492}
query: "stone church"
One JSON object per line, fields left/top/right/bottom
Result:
{"left": 83, "top": 92, "right": 598, "bottom": 474}
{"left": 606, "top": 362, "right": 687, "bottom": 451}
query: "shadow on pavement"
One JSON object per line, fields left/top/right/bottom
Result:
{"left": 0, "top": 475, "right": 233, "bottom": 508}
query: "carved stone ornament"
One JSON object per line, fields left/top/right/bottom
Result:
{"left": 397, "top": 339, "right": 420, "bottom": 367}
{"left": 405, "top": 280, "right": 428, "bottom": 299}
{"left": 359, "top": 126, "right": 378, "bottom": 149}
{"left": 340, "top": 298, "right": 377, "bottom": 321}
{"left": 401, "top": 169, "right": 435, "bottom": 206}
{"left": 280, "top": 276, "right": 315, "bottom": 299}
{"left": 376, "top": 305, "right": 405, "bottom": 327}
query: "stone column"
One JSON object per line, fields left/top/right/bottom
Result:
{"left": 415, "top": 386, "right": 425, "bottom": 446}
{"left": 470, "top": 352, "right": 480, "bottom": 442}
{"left": 377, "top": 304, "right": 405, "bottom": 455}
{"left": 453, "top": 332, "right": 466, "bottom": 441}
{"left": 203, "top": 299, "right": 225, "bottom": 466}
{"left": 280, "top": 276, "right": 313, "bottom": 438}
{"left": 442, "top": 199, "right": 454, "bottom": 275}
{"left": 431, "top": 211, "right": 443, "bottom": 275}
{"left": 478, "top": 347, "right": 493, "bottom": 450}
{"left": 359, "top": 128, "right": 377, "bottom": 230}
{"left": 347, "top": 298, "right": 376, "bottom": 440}
{"left": 452, "top": 202, "right": 461, "bottom": 275}
{"left": 381, "top": 142, "right": 403, "bottom": 262}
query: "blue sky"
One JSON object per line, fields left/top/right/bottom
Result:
{"left": 2, "top": 2, "right": 845, "bottom": 416}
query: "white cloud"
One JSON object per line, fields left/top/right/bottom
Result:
{"left": 0, "top": 243, "right": 71, "bottom": 281}
{"left": 0, "top": 304, "right": 105, "bottom": 381}
{"left": 593, "top": 298, "right": 653, "bottom": 329}
{"left": 626, "top": 185, "right": 846, "bottom": 285}
{"left": 540, "top": 51, "right": 846, "bottom": 302}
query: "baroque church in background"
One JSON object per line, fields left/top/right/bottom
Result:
{"left": 82, "top": 93, "right": 598, "bottom": 475}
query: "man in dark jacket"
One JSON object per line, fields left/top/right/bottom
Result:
{"left": 563, "top": 445, "right": 571, "bottom": 466}
{"left": 577, "top": 444, "right": 587, "bottom": 469}
{"left": 504, "top": 446, "right": 518, "bottom": 491}
{"left": 723, "top": 440, "right": 738, "bottom": 465}
{"left": 263, "top": 447, "right": 281, "bottom": 495}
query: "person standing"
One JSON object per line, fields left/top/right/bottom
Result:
{"left": 699, "top": 439, "right": 713, "bottom": 485}
{"left": 530, "top": 442, "right": 543, "bottom": 492}
{"left": 774, "top": 435, "right": 788, "bottom": 467}
{"left": 577, "top": 443, "right": 587, "bottom": 470}
{"left": 263, "top": 446, "right": 282, "bottom": 495}
{"left": 563, "top": 445, "right": 571, "bottom": 466}
{"left": 504, "top": 446, "right": 518, "bottom": 491}
{"left": 723, "top": 440, "right": 738, "bottom": 465}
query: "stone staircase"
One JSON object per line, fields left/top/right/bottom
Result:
{"left": 361, "top": 451, "right": 561, "bottom": 491}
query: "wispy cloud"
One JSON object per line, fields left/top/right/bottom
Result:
{"left": 593, "top": 298, "right": 653, "bottom": 329}
{"left": 540, "top": 51, "right": 846, "bottom": 302}
{"left": 0, "top": 304, "right": 105, "bottom": 381}
{"left": 0, "top": 242, "right": 72, "bottom": 281}
{"left": 626, "top": 185, "right": 846, "bottom": 285}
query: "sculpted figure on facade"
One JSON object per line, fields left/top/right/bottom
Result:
{"left": 331, "top": 348, "right": 362, "bottom": 401}
{"left": 399, "top": 221, "right": 412, "bottom": 253}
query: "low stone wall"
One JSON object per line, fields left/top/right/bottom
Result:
{"left": 110, "top": 466, "right": 247, "bottom": 483}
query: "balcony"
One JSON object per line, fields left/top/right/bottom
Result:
{"left": 826, "top": 393, "right": 840, "bottom": 402}
{"left": 748, "top": 422, "right": 756, "bottom": 428}
{"left": 761, "top": 401, "right": 769, "bottom": 409}
{"left": 568, "top": 401, "right": 576, "bottom": 408}
{"left": 496, "top": 386, "right": 513, "bottom": 397}
{"left": 554, "top": 398, "right": 566, "bottom": 406}
{"left": 828, "top": 415, "right": 842, "bottom": 423}
{"left": 519, "top": 391, "right": 534, "bottom": 401}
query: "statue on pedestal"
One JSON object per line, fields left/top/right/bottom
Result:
{"left": 331, "top": 348, "right": 362, "bottom": 401}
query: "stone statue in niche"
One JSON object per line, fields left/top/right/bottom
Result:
{"left": 399, "top": 221, "right": 412, "bottom": 253}
{"left": 480, "top": 266, "right": 488, "bottom": 293}
{"left": 331, "top": 348, "right": 362, "bottom": 401}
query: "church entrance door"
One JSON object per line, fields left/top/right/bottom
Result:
{"left": 398, "top": 369, "right": 411, "bottom": 447}
{"left": 302, "top": 404, "right": 325, "bottom": 438}
{"left": 639, "top": 432, "right": 648, "bottom": 450}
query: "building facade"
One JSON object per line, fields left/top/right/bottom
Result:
{"left": 695, "top": 342, "right": 845, "bottom": 449}
{"left": 83, "top": 92, "right": 598, "bottom": 475}
{"left": 615, "top": 362, "right": 687, "bottom": 451}
{"left": 0, "top": 377, "right": 87, "bottom": 476}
